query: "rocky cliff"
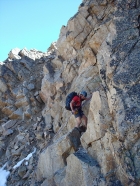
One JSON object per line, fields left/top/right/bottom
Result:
{"left": 0, "top": 0, "right": 140, "bottom": 185}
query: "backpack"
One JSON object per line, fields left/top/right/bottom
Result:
{"left": 65, "top": 92, "right": 77, "bottom": 111}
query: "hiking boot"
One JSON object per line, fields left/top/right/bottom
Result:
{"left": 79, "top": 126, "right": 87, "bottom": 133}
{"left": 74, "top": 127, "right": 80, "bottom": 132}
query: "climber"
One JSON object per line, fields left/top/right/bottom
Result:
{"left": 70, "top": 91, "right": 92, "bottom": 132}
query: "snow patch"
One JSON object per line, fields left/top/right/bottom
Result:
{"left": 0, "top": 164, "right": 10, "bottom": 186}
{"left": 13, "top": 147, "right": 36, "bottom": 169}
{"left": 0, "top": 147, "right": 36, "bottom": 186}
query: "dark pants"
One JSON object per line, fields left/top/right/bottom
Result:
{"left": 73, "top": 108, "right": 84, "bottom": 118}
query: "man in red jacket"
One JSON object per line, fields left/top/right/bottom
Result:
{"left": 70, "top": 91, "right": 92, "bottom": 132}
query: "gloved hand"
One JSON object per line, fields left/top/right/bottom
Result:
{"left": 72, "top": 109, "right": 78, "bottom": 115}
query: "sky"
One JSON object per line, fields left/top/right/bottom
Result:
{"left": 0, "top": 0, "right": 82, "bottom": 62}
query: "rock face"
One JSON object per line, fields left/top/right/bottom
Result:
{"left": 0, "top": 0, "right": 140, "bottom": 186}
{"left": 0, "top": 48, "right": 45, "bottom": 122}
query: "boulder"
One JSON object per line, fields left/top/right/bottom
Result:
{"left": 18, "top": 165, "right": 27, "bottom": 178}
{"left": 2, "top": 120, "right": 17, "bottom": 131}
{"left": 8, "top": 48, "right": 21, "bottom": 60}
{"left": 2, "top": 106, "right": 16, "bottom": 116}
{"left": 0, "top": 79, "right": 7, "bottom": 93}
{"left": 15, "top": 96, "right": 29, "bottom": 108}
{"left": 57, "top": 149, "right": 105, "bottom": 186}
{"left": 9, "top": 108, "right": 23, "bottom": 120}
{"left": 3, "top": 129, "right": 13, "bottom": 136}
{"left": 81, "top": 90, "right": 112, "bottom": 147}
{"left": 37, "top": 128, "right": 81, "bottom": 181}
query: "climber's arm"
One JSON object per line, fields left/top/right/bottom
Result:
{"left": 70, "top": 100, "right": 75, "bottom": 113}
{"left": 85, "top": 93, "right": 93, "bottom": 101}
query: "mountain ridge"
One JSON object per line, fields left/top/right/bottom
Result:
{"left": 0, "top": 0, "right": 140, "bottom": 185}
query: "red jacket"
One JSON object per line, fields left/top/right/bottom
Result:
{"left": 72, "top": 95, "right": 82, "bottom": 109}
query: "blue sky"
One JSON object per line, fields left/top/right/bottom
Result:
{"left": 0, "top": 0, "right": 82, "bottom": 61}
